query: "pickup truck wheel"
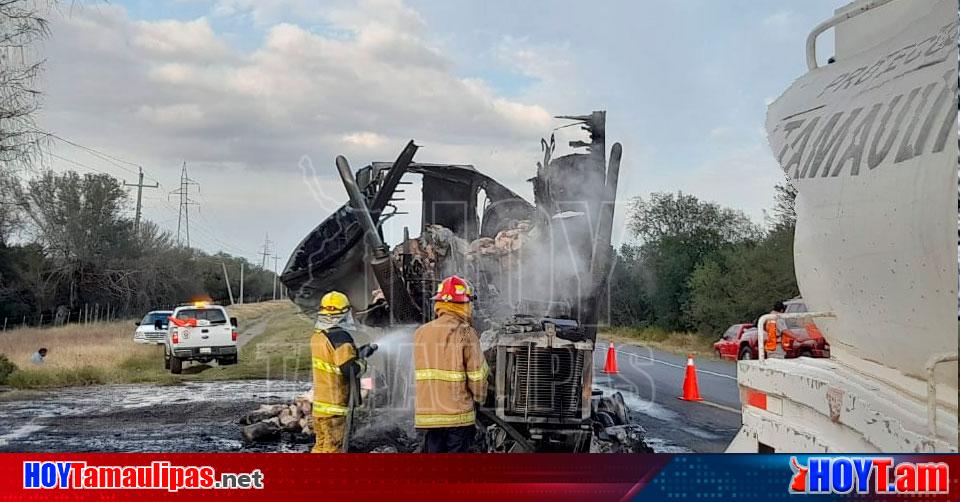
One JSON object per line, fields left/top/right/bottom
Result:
{"left": 739, "top": 346, "right": 753, "bottom": 361}
{"left": 170, "top": 356, "right": 183, "bottom": 374}
{"left": 219, "top": 355, "right": 238, "bottom": 366}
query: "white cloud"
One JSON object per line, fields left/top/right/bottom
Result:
{"left": 37, "top": 2, "right": 556, "bottom": 254}
{"left": 133, "top": 17, "right": 232, "bottom": 61}
{"left": 136, "top": 103, "right": 206, "bottom": 128}
{"left": 496, "top": 35, "right": 572, "bottom": 83}
{"left": 41, "top": 4, "right": 552, "bottom": 171}
{"left": 342, "top": 131, "right": 387, "bottom": 148}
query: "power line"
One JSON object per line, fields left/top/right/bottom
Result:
{"left": 47, "top": 152, "right": 120, "bottom": 178}
{"left": 43, "top": 142, "right": 261, "bottom": 260}
{"left": 194, "top": 210, "right": 259, "bottom": 257}
{"left": 30, "top": 128, "right": 159, "bottom": 182}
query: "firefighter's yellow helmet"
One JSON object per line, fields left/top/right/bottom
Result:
{"left": 319, "top": 291, "right": 350, "bottom": 315}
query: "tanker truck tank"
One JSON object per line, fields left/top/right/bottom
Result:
{"left": 727, "top": 0, "right": 958, "bottom": 453}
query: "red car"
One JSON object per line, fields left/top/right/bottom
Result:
{"left": 714, "top": 323, "right": 755, "bottom": 360}
{"left": 715, "top": 300, "right": 831, "bottom": 361}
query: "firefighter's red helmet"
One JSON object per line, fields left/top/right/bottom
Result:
{"left": 432, "top": 275, "right": 473, "bottom": 303}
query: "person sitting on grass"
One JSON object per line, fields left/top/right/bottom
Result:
{"left": 30, "top": 348, "right": 47, "bottom": 365}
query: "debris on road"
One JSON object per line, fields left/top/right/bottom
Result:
{"left": 238, "top": 389, "right": 653, "bottom": 453}
{"left": 240, "top": 393, "right": 313, "bottom": 443}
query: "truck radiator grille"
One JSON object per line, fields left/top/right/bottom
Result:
{"left": 509, "top": 347, "right": 584, "bottom": 418}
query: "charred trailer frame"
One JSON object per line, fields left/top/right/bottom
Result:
{"left": 481, "top": 112, "right": 624, "bottom": 452}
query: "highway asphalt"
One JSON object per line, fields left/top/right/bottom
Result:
{"left": 593, "top": 342, "right": 742, "bottom": 452}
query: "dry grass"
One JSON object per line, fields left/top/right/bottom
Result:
{"left": 601, "top": 326, "right": 718, "bottom": 358}
{"left": 226, "top": 300, "right": 292, "bottom": 322}
{"left": 0, "top": 300, "right": 297, "bottom": 389}
{"left": 211, "top": 305, "right": 314, "bottom": 381}
{"left": 0, "top": 321, "right": 156, "bottom": 371}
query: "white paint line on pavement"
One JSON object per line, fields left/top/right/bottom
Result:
{"left": 613, "top": 349, "right": 738, "bottom": 382}
{"left": 698, "top": 399, "right": 741, "bottom": 414}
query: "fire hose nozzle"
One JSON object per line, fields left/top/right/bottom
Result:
{"left": 358, "top": 344, "right": 378, "bottom": 359}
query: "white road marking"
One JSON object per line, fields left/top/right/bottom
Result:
{"left": 697, "top": 399, "right": 741, "bottom": 414}
{"left": 613, "top": 349, "right": 738, "bottom": 381}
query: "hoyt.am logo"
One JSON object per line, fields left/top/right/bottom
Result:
{"left": 789, "top": 457, "right": 949, "bottom": 495}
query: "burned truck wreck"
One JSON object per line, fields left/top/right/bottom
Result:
{"left": 281, "top": 111, "right": 643, "bottom": 452}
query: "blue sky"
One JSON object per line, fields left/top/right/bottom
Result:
{"left": 37, "top": 0, "right": 847, "bottom": 261}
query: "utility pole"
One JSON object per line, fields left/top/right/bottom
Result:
{"left": 123, "top": 166, "right": 158, "bottom": 235}
{"left": 238, "top": 262, "right": 244, "bottom": 305}
{"left": 170, "top": 162, "right": 199, "bottom": 247}
{"left": 258, "top": 233, "right": 272, "bottom": 268}
{"left": 271, "top": 254, "right": 282, "bottom": 300}
{"left": 221, "top": 262, "right": 235, "bottom": 305}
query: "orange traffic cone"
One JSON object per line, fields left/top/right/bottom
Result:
{"left": 678, "top": 354, "right": 703, "bottom": 401}
{"left": 603, "top": 342, "right": 619, "bottom": 374}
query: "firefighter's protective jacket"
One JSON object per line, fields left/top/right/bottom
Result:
{"left": 311, "top": 326, "right": 363, "bottom": 417}
{"left": 414, "top": 306, "right": 488, "bottom": 428}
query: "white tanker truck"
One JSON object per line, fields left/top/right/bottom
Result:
{"left": 726, "top": 0, "right": 958, "bottom": 453}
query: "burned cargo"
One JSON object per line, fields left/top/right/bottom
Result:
{"left": 281, "top": 111, "right": 642, "bottom": 452}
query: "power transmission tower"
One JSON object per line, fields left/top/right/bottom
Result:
{"left": 258, "top": 233, "right": 272, "bottom": 268}
{"left": 123, "top": 166, "right": 158, "bottom": 235}
{"left": 169, "top": 162, "right": 199, "bottom": 247}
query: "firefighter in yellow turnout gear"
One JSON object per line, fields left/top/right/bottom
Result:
{"left": 414, "top": 276, "right": 488, "bottom": 453}
{"left": 310, "top": 291, "right": 370, "bottom": 453}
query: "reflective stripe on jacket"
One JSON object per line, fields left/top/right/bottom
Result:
{"left": 311, "top": 326, "right": 357, "bottom": 417}
{"left": 414, "top": 310, "right": 488, "bottom": 428}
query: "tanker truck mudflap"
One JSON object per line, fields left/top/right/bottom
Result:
{"left": 729, "top": 0, "right": 958, "bottom": 453}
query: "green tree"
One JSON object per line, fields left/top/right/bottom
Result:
{"left": 766, "top": 180, "right": 797, "bottom": 231}
{"left": 20, "top": 171, "right": 134, "bottom": 310}
{"left": 627, "top": 192, "right": 759, "bottom": 330}
{"left": 605, "top": 244, "right": 651, "bottom": 326}
{"left": 686, "top": 227, "right": 799, "bottom": 336}
{"left": 1, "top": 169, "right": 280, "bottom": 321}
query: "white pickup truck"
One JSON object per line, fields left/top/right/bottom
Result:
{"left": 162, "top": 303, "right": 239, "bottom": 374}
